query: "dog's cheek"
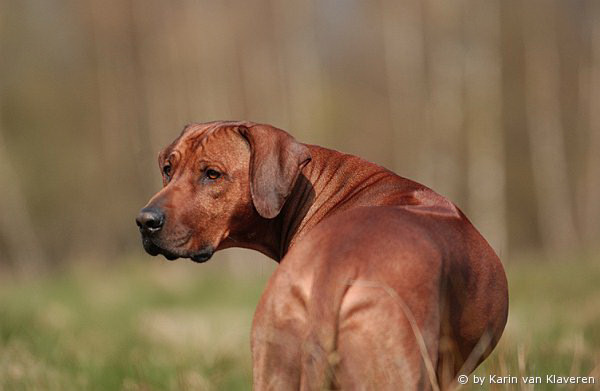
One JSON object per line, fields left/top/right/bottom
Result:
{"left": 208, "top": 186, "right": 226, "bottom": 200}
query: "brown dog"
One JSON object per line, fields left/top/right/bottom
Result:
{"left": 136, "top": 121, "right": 508, "bottom": 390}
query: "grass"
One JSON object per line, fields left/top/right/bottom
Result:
{"left": 0, "top": 253, "right": 272, "bottom": 390}
{"left": 1, "top": 252, "right": 599, "bottom": 390}
{"left": 467, "top": 254, "right": 600, "bottom": 390}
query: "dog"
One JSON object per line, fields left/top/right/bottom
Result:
{"left": 136, "top": 121, "right": 508, "bottom": 390}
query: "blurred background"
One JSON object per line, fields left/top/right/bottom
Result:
{"left": 1, "top": 0, "right": 599, "bottom": 389}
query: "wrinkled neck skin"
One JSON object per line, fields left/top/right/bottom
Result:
{"left": 220, "top": 145, "right": 429, "bottom": 262}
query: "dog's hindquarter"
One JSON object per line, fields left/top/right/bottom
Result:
{"left": 254, "top": 207, "right": 452, "bottom": 390}
{"left": 252, "top": 204, "right": 507, "bottom": 390}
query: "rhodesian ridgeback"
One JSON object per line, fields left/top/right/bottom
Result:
{"left": 136, "top": 121, "right": 508, "bottom": 390}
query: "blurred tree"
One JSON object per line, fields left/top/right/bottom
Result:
{"left": 424, "top": 0, "right": 465, "bottom": 202}
{"left": 581, "top": 0, "right": 600, "bottom": 245}
{"left": 268, "top": 0, "right": 326, "bottom": 141}
{"left": 464, "top": 0, "right": 507, "bottom": 255}
{"left": 0, "top": 123, "right": 45, "bottom": 272}
{"left": 1, "top": 0, "right": 598, "bottom": 267}
{"left": 380, "top": 0, "right": 428, "bottom": 179}
{"left": 523, "top": 0, "right": 579, "bottom": 253}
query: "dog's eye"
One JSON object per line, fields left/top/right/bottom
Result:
{"left": 206, "top": 169, "right": 221, "bottom": 180}
{"left": 162, "top": 164, "right": 172, "bottom": 178}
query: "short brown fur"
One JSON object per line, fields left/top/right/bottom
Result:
{"left": 137, "top": 121, "right": 509, "bottom": 390}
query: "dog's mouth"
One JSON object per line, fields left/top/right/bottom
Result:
{"left": 141, "top": 236, "right": 214, "bottom": 263}
{"left": 190, "top": 250, "right": 213, "bottom": 263}
{"left": 142, "top": 236, "right": 179, "bottom": 260}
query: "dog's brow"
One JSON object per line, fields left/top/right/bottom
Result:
{"left": 181, "top": 124, "right": 232, "bottom": 152}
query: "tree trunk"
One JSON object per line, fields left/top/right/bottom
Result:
{"left": 464, "top": 0, "right": 507, "bottom": 256}
{"left": 522, "top": 0, "right": 578, "bottom": 253}
{"left": 581, "top": 0, "right": 600, "bottom": 245}
{"left": 424, "top": 0, "right": 465, "bottom": 202}
{"left": 0, "top": 127, "right": 45, "bottom": 273}
{"left": 380, "top": 0, "right": 429, "bottom": 180}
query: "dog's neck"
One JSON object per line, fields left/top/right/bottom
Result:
{"left": 225, "top": 145, "right": 426, "bottom": 262}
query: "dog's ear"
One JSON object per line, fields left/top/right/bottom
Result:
{"left": 238, "top": 124, "right": 311, "bottom": 219}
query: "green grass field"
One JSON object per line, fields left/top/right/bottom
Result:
{"left": 469, "top": 254, "right": 600, "bottom": 390}
{"left": 1, "top": 253, "right": 599, "bottom": 390}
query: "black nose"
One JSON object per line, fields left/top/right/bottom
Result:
{"left": 136, "top": 207, "right": 164, "bottom": 233}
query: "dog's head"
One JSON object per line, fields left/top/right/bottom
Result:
{"left": 135, "top": 121, "right": 311, "bottom": 262}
